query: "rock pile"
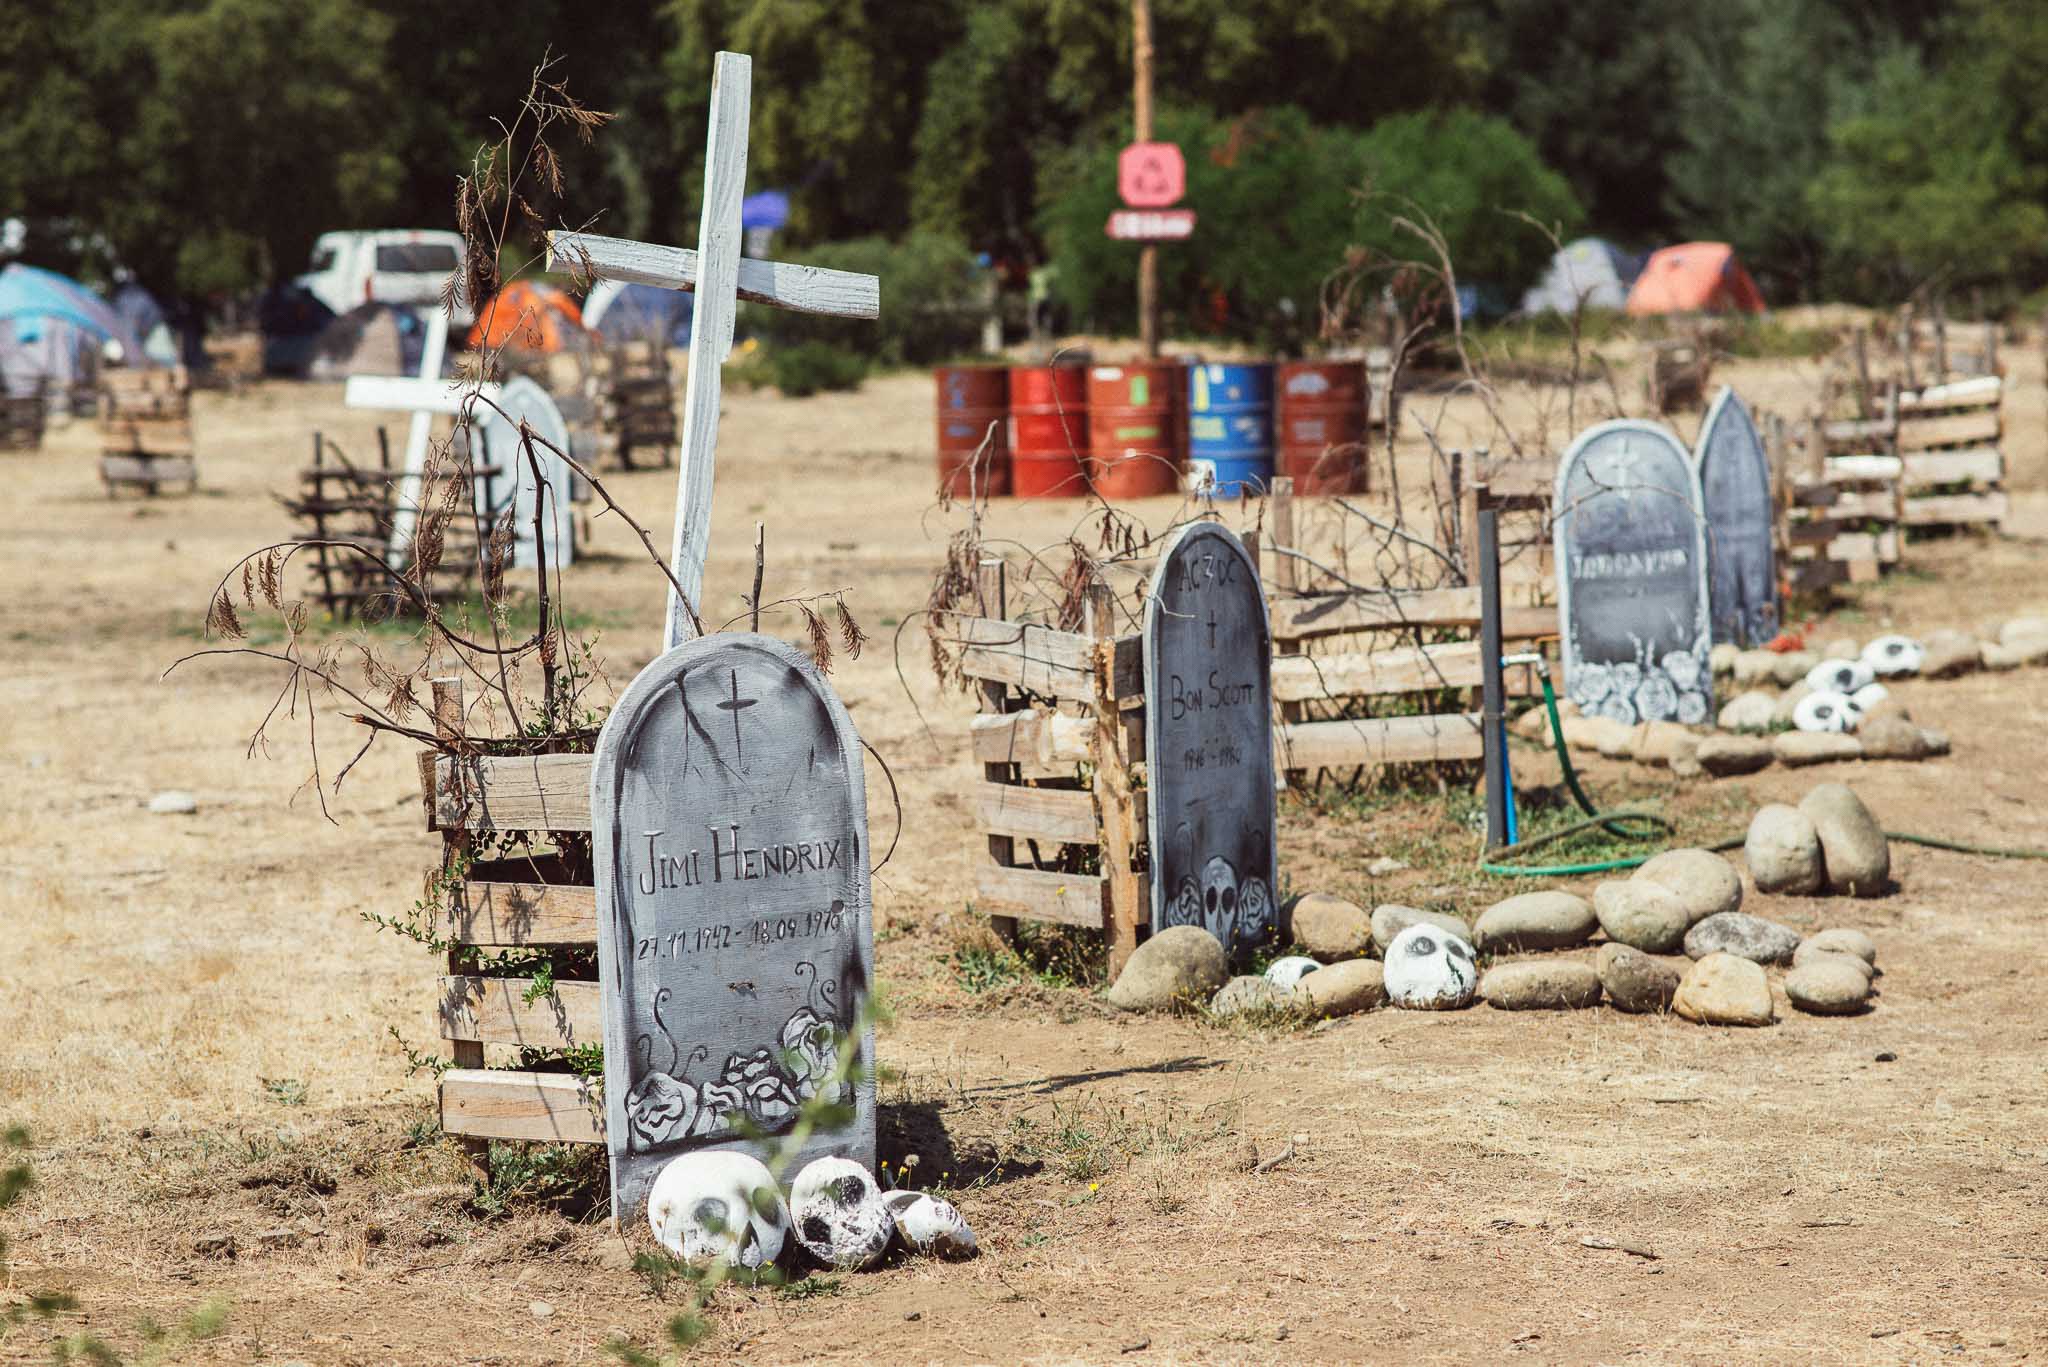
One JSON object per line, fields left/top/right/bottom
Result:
{"left": 1745, "top": 783, "right": 1890, "bottom": 898}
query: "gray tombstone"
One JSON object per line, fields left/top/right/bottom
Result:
{"left": 1553, "top": 419, "right": 1712, "bottom": 725}
{"left": 478, "top": 375, "right": 575, "bottom": 570}
{"left": 591, "top": 633, "right": 874, "bottom": 1222}
{"left": 1142, "top": 522, "right": 1278, "bottom": 959}
{"left": 1692, "top": 386, "right": 1778, "bottom": 647}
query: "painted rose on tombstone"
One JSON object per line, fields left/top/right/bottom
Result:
{"left": 779, "top": 1007, "right": 844, "bottom": 1102}
{"left": 722, "top": 1050, "right": 801, "bottom": 1128}
{"left": 625, "top": 1072, "right": 696, "bottom": 1150}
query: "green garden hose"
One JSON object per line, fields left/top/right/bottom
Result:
{"left": 1478, "top": 674, "right": 2048, "bottom": 877}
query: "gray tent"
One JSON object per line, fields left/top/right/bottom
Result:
{"left": 1520, "top": 238, "right": 1640, "bottom": 316}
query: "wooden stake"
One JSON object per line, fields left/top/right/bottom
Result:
{"left": 1133, "top": 0, "right": 1159, "bottom": 359}
{"left": 977, "top": 558, "right": 1019, "bottom": 948}
{"left": 429, "top": 677, "right": 489, "bottom": 1166}
{"left": 1088, "top": 580, "right": 1142, "bottom": 975}
{"left": 749, "top": 520, "right": 765, "bottom": 632}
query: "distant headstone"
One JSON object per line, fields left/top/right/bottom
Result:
{"left": 591, "top": 633, "right": 874, "bottom": 1222}
{"left": 1143, "top": 523, "right": 1277, "bottom": 959}
{"left": 1553, "top": 419, "right": 1712, "bottom": 725}
{"left": 1692, "top": 386, "right": 1778, "bottom": 647}
{"left": 477, "top": 376, "right": 575, "bottom": 571}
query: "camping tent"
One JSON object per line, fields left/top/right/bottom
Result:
{"left": 1521, "top": 238, "right": 1640, "bottom": 315}
{"left": 1626, "top": 243, "right": 1765, "bottom": 316}
{"left": 467, "top": 281, "right": 589, "bottom": 354}
{"left": 583, "top": 279, "right": 692, "bottom": 348}
{"left": 0, "top": 263, "right": 143, "bottom": 405}
{"left": 309, "top": 303, "right": 431, "bottom": 380}
{"left": 112, "top": 282, "right": 179, "bottom": 366}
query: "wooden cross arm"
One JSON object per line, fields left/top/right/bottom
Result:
{"left": 346, "top": 375, "right": 503, "bottom": 416}
{"left": 546, "top": 230, "right": 879, "bottom": 320}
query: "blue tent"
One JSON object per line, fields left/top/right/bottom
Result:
{"left": 0, "top": 264, "right": 144, "bottom": 403}
{"left": 741, "top": 189, "right": 791, "bottom": 230}
{"left": 583, "top": 280, "right": 692, "bottom": 348}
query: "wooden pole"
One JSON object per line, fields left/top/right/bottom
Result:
{"left": 976, "top": 558, "right": 1019, "bottom": 948}
{"left": 1087, "top": 581, "right": 1142, "bottom": 975}
{"left": 1133, "top": 0, "right": 1158, "bottom": 359}
{"left": 1478, "top": 510, "right": 1508, "bottom": 851}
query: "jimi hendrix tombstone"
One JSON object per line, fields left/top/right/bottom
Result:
{"left": 1143, "top": 522, "right": 1278, "bottom": 959}
{"left": 591, "top": 635, "right": 875, "bottom": 1222}
{"left": 1692, "top": 386, "right": 1778, "bottom": 647}
{"left": 1553, "top": 420, "right": 1712, "bottom": 725}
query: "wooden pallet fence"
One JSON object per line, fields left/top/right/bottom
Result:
{"left": 419, "top": 678, "right": 605, "bottom": 1149}
{"left": 954, "top": 560, "right": 1149, "bottom": 973}
{"left": 580, "top": 341, "right": 678, "bottom": 470}
{"left": 283, "top": 429, "right": 485, "bottom": 618}
{"left": 98, "top": 366, "right": 196, "bottom": 494}
{"left": 1781, "top": 405, "right": 1902, "bottom": 592}
{"left": 1647, "top": 339, "right": 1711, "bottom": 414}
{"left": 0, "top": 385, "right": 46, "bottom": 451}
{"left": 1265, "top": 480, "right": 1552, "bottom": 785}
{"left": 1894, "top": 375, "right": 2006, "bottom": 531}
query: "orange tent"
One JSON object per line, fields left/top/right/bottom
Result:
{"left": 1625, "top": 242, "right": 1765, "bottom": 316}
{"left": 467, "top": 281, "right": 589, "bottom": 353}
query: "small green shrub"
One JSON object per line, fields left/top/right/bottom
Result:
{"left": 759, "top": 341, "right": 869, "bottom": 397}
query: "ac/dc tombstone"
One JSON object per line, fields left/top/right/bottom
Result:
{"left": 1143, "top": 522, "right": 1277, "bottom": 959}
{"left": 1553, "top": 420, "right": 1712, "bottom": 725}
{"left": 477, "top": 375, "right": 575, "bottom": 571}
{"left": 1692, "top": 386, "right": 1778, "bottom": 647}
{"left": 591, "top": 633, "right": 874, "bottom": 1222}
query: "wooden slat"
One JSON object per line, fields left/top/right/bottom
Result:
{"left": 1824, "top": 530, "right": 1896, "bottom": 563}
{"left": 1272, "top": 589, "right": 1553, "bottom": 643}
{"left": 951, "top": 614, "right": 1096, "bottom": 701}
{"left": 1901, "top": 447, "right": 2002, "bottom": 489}
{"left": 547, "top": 230, "right": 881, "bottom": 320}
{"left": 1276, "top": 713, "right": 1484, "bottom": 769}
{"left": 438, "top": 976, "right": 602, "bottom": 1048}
{"left": 344, "top": 374, "right": 499, "bottom": 416}
{"left": 974, "top": 865, "right": 1108, "bottom": 928}
{"left": 100, "top": 455, "right": 195, "bottom": 485}
{"left": 1898, "top": 410, "right": 2001, "bottom": 451}
{"left": 1897, "top": 375, "right": 2001, "bottom": 412}
{"left": 1820, "top": 416, "right": 1896, "bottom": 443}
{"left": 1902, "top": 491, "right": 2008, "bottom": 526}
{"left": 974, "top": 781, "right": 1098, "bottom": 844}
{"left": 970, "top": 709, "right": 1095, "bottom": 765}
{"left": 444, "top": 880, "right": 598, "bottom": 945}
{"left": 439, "top": 1067, "right": 602, "bottom": 1144}
{"left": 427, "top": 752, "right": 594, "bottom": 832}
{"left": 1786, "top": 518, "right": 1844, "bottom": 548}
{"left": 1824, "top": 454, "right": 1903, "bottom": 481}
{"left": 101, "top": 417, "right": 193, "bottom": 454}
{"left": 1827, "top": 489, "right": 1901, "bottom": 520}
{"left": 1270, "top": 641, "right": 1482, "bottom": 701}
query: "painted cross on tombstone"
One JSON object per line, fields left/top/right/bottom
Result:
{"left": 545, "top": 51, "right": 880, "bottom": 651}
{"left": 342, "top": 305, "right": 476, "bottom": 565}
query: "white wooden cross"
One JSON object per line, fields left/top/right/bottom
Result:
{"left": 546, "top": 50, "right": 880, "bottom": 652}
{"left": 341, "top": 305, "right": 502, "bottom": 563}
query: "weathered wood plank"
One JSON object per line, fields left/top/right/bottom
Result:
{"left": 1276, "top": 713, "right": 1484, "bottom": 769}
{"left": 1824, "top": 454, "right": 1904, "bottom": 482}
{"left": 344, "top": 373, "right": 500, "bottom": 416}
{"left": 1271, "top": 588, "right": 1552, "bottom": 642}
{"left": 438, "top": 976, "right": 603, "bottom": 1048}
{"left": 1820, "top": 416, "right": 1896, "bottom": 444}
{"left": 1897, "top": 375, "right": 2001, "bottom": 412}
{"left": 951, "top": 614, "right": 1096, "bottom": 700}
{"left": 1898, "top": 409, "right": 2001, "bottom": 451}
{"left": 1270, "top": 641, "right": 1482, "bottom": 702}
{"left": 974, "top": 865, "right": 1107, "bottom": 928}
{"left": 100, "top": 455, "right": 196, "bottom": 485}
{"left": 546, "top": 231, "right": 881, "bottom": 320}
{"left": 974, "top": 781, "right": 1098, "bottom": 844}
{"left": 1825, "top": 489, "right": 1901, "bottom": 520}
{"left": 1902, "top": 491, "right": 2008, "bottom": 526}
{"left": 969, "top": 708, "right": 1095, "bottom": 765}
{"left": 427, "top": 752, "right": 594, "bottom": 832}
{"left": 439, "top": 1067, "right": 603, "bottom": 1144}
{"left": 444, "top": 879, "right": 598, "bottom": 946}
{"left": 1901, "top": 447, "right": 2003, "bottom": 489}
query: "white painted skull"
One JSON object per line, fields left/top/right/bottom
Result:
{"left": 646, "top": 1149, "right": 789, "bottom": 1270}
{"left": 1201, "top": 856, "right": 1240, "bottom": 934}
{"left": 1383, "top": 923, "right": 1478, "bottom": 1010}
{"left": 1861, "top": 634, "right": 1924, "bottom": 676}
{"left": 1793, "top": 689, "right": 1857, "bottom": 733}
{"left": 1804, "top": 658, "right": 1875, "bottom": 695}
{"left": 789, "top": 1156, "right": 892, "bottom": 1270}
{"left": 1850, "top": 681, "right": 1889, "bottom": 712}
{"left": 881, "top": 1189, "right": 978, "bottom": 1259}
{"left": 1263, "top": 955, "right": 1321, "bottom": 989}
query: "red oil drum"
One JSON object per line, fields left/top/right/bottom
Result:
{"left": 1085, "top": 362, "right": 1181, "bottom": 498}
{"left": 934, "top": 365, "right": 1010, "bottom": 497}
{"left": 1008, "top": 363, "right": 1088, "bottom": 497}
{"left": 1276, "top": 360, "right": 1370, "bottom": 494}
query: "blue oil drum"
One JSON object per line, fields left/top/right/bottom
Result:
{"left": 1185, "top": 362, "right": 1274, "bottom": 496}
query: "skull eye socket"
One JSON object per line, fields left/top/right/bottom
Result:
{"left": 1222, "top": 887, "right": 1237, "bottom": 914}
{"left": 1446, "top": 940, "right": 1472, "bottom": 961}
{"left": 1407, "top": 934, "right": 1438, "bottom": 956}
{"left": 1204, "top": 886, "right": 1218, "bottom": 915}
{"left": 693, "top": 1197, "right": 730, "bottom": 1235}
{"left": 828, "top": 1175, "right": 868, "bottom": 1206}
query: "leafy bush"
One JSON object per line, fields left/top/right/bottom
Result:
{"left": 754, "top": 340, "right": 869, "bottom": 397}
{"left": 744, "top": 231, "right": 985, "bottom": 367}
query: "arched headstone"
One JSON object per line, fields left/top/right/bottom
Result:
{"left": 478, "top": 375, "right": 575, "bottom": 570}
{"left": 591, "top": 633, "right": 874, "bottom": 1222}
{"left": 1692, "top": 386, "right": 1778, "bottom": 647}
{"left": 1553, "top": 419, "right": 1711, "bottom": 725}
{"left": 1143, "top": 522, "right": 1277, "bottom": 959}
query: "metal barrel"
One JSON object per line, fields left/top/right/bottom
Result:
{"left": 934, "top": 365, "right": 1010, "bottom": 497}
{"left": 1185, "top": 362, "right": 1273, "bottom": 497}
{"left": 1084, "top": 362, "right": 1181, "bottom": 498}
{"left": 1007, "top": 363, "right": 1088, "bottom": 497}
{"left": 1276, "top": 359, "right": 1369, "bottom": 494}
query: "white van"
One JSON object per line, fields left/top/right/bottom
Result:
{"left": 297, "top": 230, "right": 471, "bottom": 325}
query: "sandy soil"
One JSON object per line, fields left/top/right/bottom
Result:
{"left": 4, "top": 337, "right": 2048, "bottom": 1364}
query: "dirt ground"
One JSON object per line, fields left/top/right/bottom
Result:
{"left": 5, "top": 335, "right": 2048, "bottom": 1365}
